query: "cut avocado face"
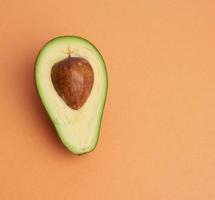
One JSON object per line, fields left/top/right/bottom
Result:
{"left": 35, "top": 36, "right": 108, "bottom": 155}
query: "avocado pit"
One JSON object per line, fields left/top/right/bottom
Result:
{"left": 51, "top": 56, "right": 94, "bottom": 110}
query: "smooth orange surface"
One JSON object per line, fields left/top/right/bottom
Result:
{"left": 1, "top": 0, "right": 215, "bottom": 199}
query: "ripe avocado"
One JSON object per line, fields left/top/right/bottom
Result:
{"left": 35, "top": 36, "right": 108, "bottom": 155}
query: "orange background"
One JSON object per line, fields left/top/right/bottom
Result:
{"left": 1, "top": 0, "right": 215, "bottom": 199}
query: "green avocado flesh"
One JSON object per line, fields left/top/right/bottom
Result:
{"left": 35, "top": 36, "right": 108, "bottom": 154}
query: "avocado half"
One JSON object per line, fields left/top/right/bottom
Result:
{"left": 35, "top": 36, "right": 108, "bottom": 155}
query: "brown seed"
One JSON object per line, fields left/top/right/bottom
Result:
{"left": 77, "top": 61, "right": 82, "bottom": 66}
{"left": 51, "top": 56, "right": 94, "bottom": 110}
